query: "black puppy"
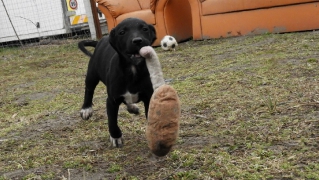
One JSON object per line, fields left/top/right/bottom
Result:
{"left": 79, "top": 18, "right": 156, "bottom": 147}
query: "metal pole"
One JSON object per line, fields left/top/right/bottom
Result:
{"left": 61, "top": 0, "right": 72, "bottom": 34}
{"left": 90, "top": 0, "right": 102, "bottom": 39}
{"left": 83, "top": 0, "right": 102, "bottom": 40}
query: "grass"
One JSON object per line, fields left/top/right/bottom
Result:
{"left": 0, "top": 31, "right": 319, "bottom": 179}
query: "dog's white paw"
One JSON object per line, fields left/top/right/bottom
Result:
{"left": 110, "top": 136, "right": 123, "bottom": 148}
{"left": 80, "top": 107, "right": 93, "bottom": 120}
{"left": 126, "top": 104, "right": 139, "bottom": 114}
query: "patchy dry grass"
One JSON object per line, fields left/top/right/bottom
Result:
{"left": 1, "top": 32, "right": 319, "bottom": 179}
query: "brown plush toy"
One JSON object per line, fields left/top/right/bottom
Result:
{"left": 140, "top": 46, "right": 181, "bottom": 157}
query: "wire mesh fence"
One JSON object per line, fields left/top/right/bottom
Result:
{"left": 0, "top": 0, "right": 107, "bottom": 48}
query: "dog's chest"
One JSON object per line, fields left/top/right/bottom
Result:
{"left": 122, "top": 91, "right": 139, "bottom": 104}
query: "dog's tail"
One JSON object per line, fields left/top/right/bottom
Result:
{"left": 78, "top": 40, "right": 98, "bottom": 57}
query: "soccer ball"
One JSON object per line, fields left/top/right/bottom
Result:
{"left": 160, "top": 35, "right": 178, "bottom": 51}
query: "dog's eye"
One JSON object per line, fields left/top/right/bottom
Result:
{"left": 142, "top": 27, "right": 149, "bottom": 32}
{"left": 119, "top": 30, "right": 125, "bottom": 35}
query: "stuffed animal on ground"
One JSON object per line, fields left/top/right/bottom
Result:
{"left": 160, "top": 35, "right": 178, "bottom": 51}
{"left": 139, "top": 46, "right": 181, "bottom": 157}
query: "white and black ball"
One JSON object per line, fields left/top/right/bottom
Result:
{"left": 160, "top": 35, "right": 178, "bottom": 51}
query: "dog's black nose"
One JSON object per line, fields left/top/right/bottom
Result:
{"left": 132, "top": 37, "right": 143, "bottom": 44}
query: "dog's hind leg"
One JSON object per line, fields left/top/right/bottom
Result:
{"left": 80, "top": 73, "right": 99, "bottom": 120}
{"left": 107, "top": 97, "right": 123, "bottom": 147}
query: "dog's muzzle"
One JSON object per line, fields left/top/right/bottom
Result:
{"left": 129, "top": 53, "right": 144, "bottom": 65}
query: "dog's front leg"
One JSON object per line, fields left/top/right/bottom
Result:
{"left": 106, "top": 97, "right": 123, "bottom": 147}
{"left": 143, "top": 94, "right": 152, "bottom": 119}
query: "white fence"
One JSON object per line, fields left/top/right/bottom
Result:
{"left": 0, "top": 0, "right": 107, "bottom": 47}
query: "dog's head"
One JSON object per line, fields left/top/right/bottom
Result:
{"left": 109, "top": 18, "right": 157, "bottom": 65}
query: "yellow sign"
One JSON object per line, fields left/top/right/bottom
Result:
{"left": 70, "top": 15, "right": 88, "bottom": 25}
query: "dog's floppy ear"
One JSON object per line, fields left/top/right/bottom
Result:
{"left": 148, "top": 24, "right": 157, "bottom": 45}
{"left": 109, "top": 28, "right": 117, "bottom": 49}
